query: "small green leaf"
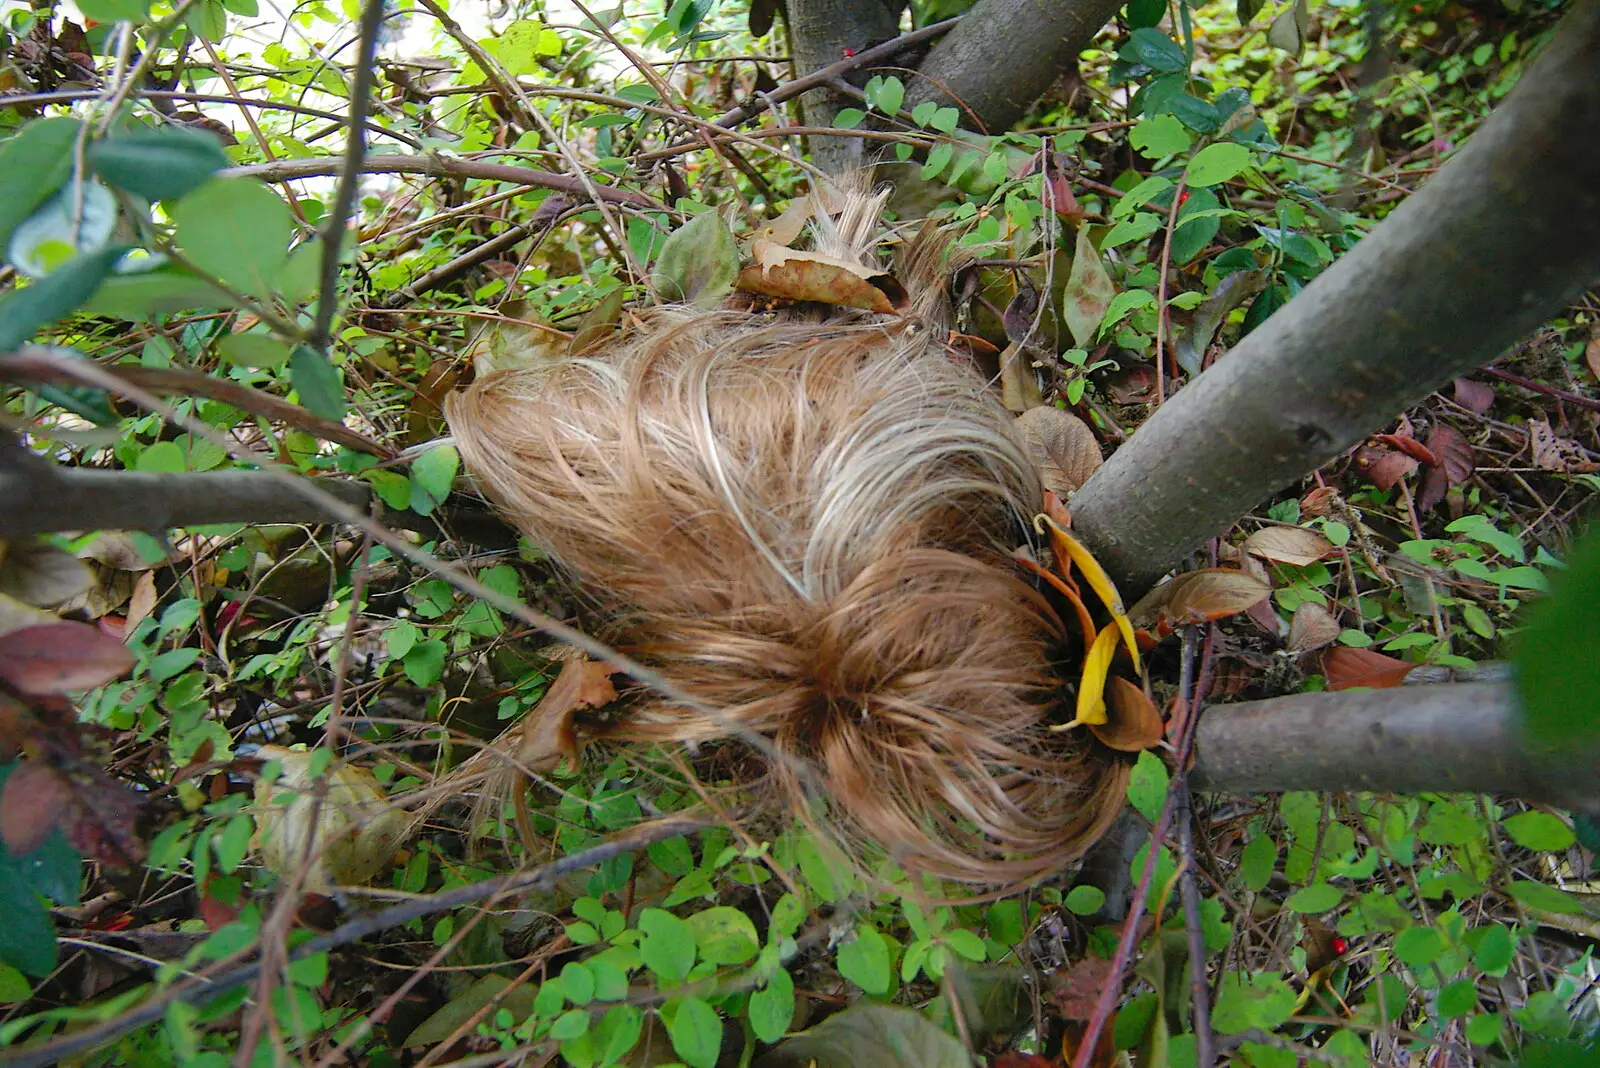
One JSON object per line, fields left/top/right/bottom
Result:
{"left": 639, "top": 908, "right": 696, "bottom": 982}
{"left": 550, "top": 1008, "right": 589, "bottom": 1040}
{"left": 666, "top": 996, "right": 721, "bottom": 1068}
{"left": 921, "top": 142, "right": 954, "bottom": 181}
{"left": 1130, "top": 114, "right": 1191, "bottom": 159}
{"left": 89, "top": 127, "right": 230, "bottom": 202}
{"left": 0, "top": 245, "right": 124, "bottom": 351}
{"left": 562, "top": 961, "right": 595, "bottom": 1005}
{"left": 867, "top": 76, "right": 904, "bottom": 116}
{"left": 685, "top": 906, "right": 758, "bottom": 965}
{"left": 836, "top": 924, "right": 891, "bottom": 995}
{"left": 1469, "top": 923, "right": 1515, "bottom": 975}
{"left": 1393, "top": 925, "right": 1445, "bottom": 966}
{"left": 217, "top": 333, "right": 292, "bottom": 368}
{"left": 1287, "top": 882, "right": 1343, "bottom": 913}
{"left": 1100, "top": 288, "right": 1156, "bottom": 336}
{"left": 931, "top": 107, "right": 960, "bottom": 134}
{"left": 0, "top": 861, "right": 58, "bottom": 977}
{"left": 769, "top": 892, "right": 806, "bottom": 940}
{"left": 288, "top": 346, "right": 345, "bottom": 422}
{"left": 172, "top": 178, "right": 292, "bottom": 297}
{"left": 749, "top": 967, "right": 794, "bottom": 1043}
{"left": 1213, "top": 972, "right": 1296, "bottom": 1035}
{"left": 651, "top": 210, "right": 738, "bottom": 307}
{"left": 1065, "top": 885, "right": 1106, "bottom": 915}
{"left": 78, "top": 0, "right": 151, "bottom": 20}
{"left": 1502, "top": 811, "right": 1575, "bottom": 852}
{"left": 0, "top": 118, "right": 82, "bottom": 253}
{"left": 1438, "top": 978, "right": 1477, "bottom": 1018}
{"left": 942, "top": 928, "right": 987, "bottom": 962}
{"left": 1240, "top": 833, "right": 1276, "bottom": 891}
{"left": 1126, "top": 27, "right": 1188, "bottom": 72}
{"left": 833, "top": 107, "right": 865, "bottom": 129}
{"left": 1506, "top": 879, "right": 1587, "bottom": 915}
{"left": 1185, "top": 142, "right": 1253, "bottom": 187}
{"left": 912, "top": 101, "right": 939, "bottom": 127}
{"left": 1127, "top": 749, "right": 1169, "bottom": 822}
{"left": 1101, "top": 212, "right": 1164, "bottom": 249}
{"left": 402, "top": 640, "right": 446, "bottom": 687}
{"left": 0, "top": 961, "right": 31, "bottom": 1002}
{"left": 408, "top": 444, "right": 460, "bottom": 518}
{"left": 1466, "top": 1013, "right": 1501, "bottom": 1045}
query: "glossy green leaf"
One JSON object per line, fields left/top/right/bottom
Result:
{"left": 1127, "top": 28, "right": 1189, "bottom": 72}
{"left": 1185, "top": 142, "right": 1253, "bottom": 187}
{"left": 1130, "top": 114, "right": 1191, "bottom": 159}
{"left": 1127, "top": 749, "right": 1169, "bottom": 822}
{"left": 88, "top": 127, "right": 230, "bottom": 202}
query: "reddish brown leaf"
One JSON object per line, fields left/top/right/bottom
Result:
{"left": 1416, "top": 462, "right": 1449, "bottom": 513}
{"left": 198, "top": 892, "right": 241, "bottom": 931}
{"left": 1321, "top": 647, "right": 1413, "bottom": 691}
{"left": 1286, "top": 602, "right": 1339, "bottom": 653}
{"left": 1365, "top": 449, "right": 1419, "bottom": 490}
{"left": 1089, "top": 677, "right": 1165, "bottom": 752}
{"left": 512, "top": 656, "right": 617, "bottom": 774}
{"left": 1586, "top": 330, "right": 1600, "bottom": 384}
{"left": 1104, "top": 362, "right": 1156, "bottom": 404}
{"left": 1245, "top": 596, "right": 1283, "bottom": 636}
{"left": 0, "top": 622, "right": 135, "bottom": 695}
{"left": 1242, "top": 526, "right": 1334, "bottom": 567}
{"left": 1299, "top": 486, "right": 1337, "bottom": 518}
{"left": 62, "top": 767, "right": 145, "bottom": 865}
{"left": 0, "top": 761, "right": 69, "bottom": 854}
{"left": 1049, "top": 955, "right": 1115, "bottom": 1020}
{"left": 1372, "top": 433, "right": 1440, "bottom": 467}
{"left": 736, "top": 240, "right": 908, "bottom": 313}
{"left": 1166, "top": 568, "right": 1274, "bottom": 623}
{"left": 1427, "top": 425, "right": 1475, "bottom": 485}
{"left": 1452, "top": 377, "right": 1495, "bottom": 414}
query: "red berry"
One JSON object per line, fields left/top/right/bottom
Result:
{"left": 841, "top": 48, "right": 856, "bottom": 58}
{"left": 1331, "top": 936, "right": 1350, "bottom": 956}
{"left": 1178, "top": 191, "right": 1190, "bottom": 206}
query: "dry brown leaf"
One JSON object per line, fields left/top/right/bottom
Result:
{"left": 253, "top": 747, "right": 406, "bottom": 890}
{"left": 1013, "top": 407, "right": 1102, "bottom": 496}
{"left": 1049, "top": 956, "right": 1115, "bottom": 1020}
{"left": 1089, "top": 677, "right": 1165, "bottom": 752}
{"left": 743, "top": 196, "right": 812, "bottom": 250}
{"left": 1286, "top": 602, "right": 1339, "bottom": 653}
{"left": 1299, "top": 487, "right": 1337, "bottom": 518}
{"left": 1321, "top": 646, "right": 1413, "bottom": 691}
{"left": 0, "top": 761, "right": 70, "bottom": 854}
{"left": 1452, "top": 377, "right": 1495, "bottom": 414}
{"left": 512, "top": 656, "right": 618, "bottom": 774}
{"left": 1140, "top": 568, "right": 1272, "bottom": 625}
{"left": 0, "top": 539, "right": 93, "bottom": 607}
{"left": 1587, "top": 329, "right": 1600, "bottom": 383}
{"left": 735, "top": 240, "right": 908, "bottom": 313}
{"left": 125, "top": 571, "right": 158, "bottom": 632}
{"left": 1242, "top": 526, "right": 1334, "bottom": 567}
{"left": 1427, "top": 425, "right": 1475, "bottom": 485}
{"left": 1529, "top": 419, "right": 1599, "bottom": 473}
{"left": 0, "top": 622, "right": 136, "bottom": 695}
{"left": 999, "top": 343, "right": 1044, "bottom": 413}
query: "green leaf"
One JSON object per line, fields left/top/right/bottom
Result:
{"left": 651, "top": 210, "right": 738, "bottom": 307}
{"left": 1127, "top": 750, "right": 1168, "bottom": 822}
{"left": 0, "top": 245, "right": 124, "bottom": 351}
{"left": 1469, "top": 923, "right": 1515, "bottom": 975}
{"left": 762, "top": 1002, "right": 969, "bottom": 1068}
{"left": 1506, "top": 879, "right": 1587, "bottom": 915}
{"left": 1130, "top": 115, "right": 1191, "bottom": 160}
{"left": 1127, "top": 28, "right": 1188, "bottom": 72}
{"left": 1212, "top": 972, "right": 1296, "bottom": 1035}
{"left": 749, "top": 967, "right": 794, "bottom": 1043}
{"left": 0, "top": 962, "right": 31, "bottom": 1002}
{"left": 1065, "top": 885, "right": 1106, "bottom": 915}
{"left": 78, "top": 0, "right": 151, "bottom": 19}
{"left": 1466, "top": 1013, "right": 1501, "bottom": 1046}
{"left": 1062, "top": 225, "right": 1114, "bottom": 347}
{"left": 83, "top": 264, "right": 233, "bottom": 319}
{"left": 172, "top": 178, "right": 292, "bottom": 298}
{"left": 833, "top": 107, "right": 865, "bottom": 129}
{"left": 0, "top": 859, "right": 58, "bottom": 977}
{"left": 1100, "top": 289, "right": 1156, "bottom": 336}
{"left": 836, "top": 924, "right": 891, "bottom": 995}
{"left": 1185, "top": 142, "right": 1253, "bottom": 187}
{"left": 1393, "top": 925, "right": 1445, "bottom": 966}
{"left": 8, "top": 182, "right": 118, "bottom": 279}
{"left": 408, "top": 444, "right": 460, "bottom": 517}
{"left": 639, "top": 908, "right": 696, "bottom": 982}
{"left": 212, "top": 815, "right": 252, "bottom": 874}
{"left": 289, "top": 346, "right": 345, "bottom": 422}
{"left": 1437, "top": 978, "right": 1477, "bottom": 1018}
{"left": 88, "top": 127, "right": 230, "bottom": 202}
{"left": 1267, "top": 0, "right": 1310, "bottom": 57}
{"left": 1126, "top": 0, "right": 1165, "bottom": 29}
{"left": 666, "top": 996, "right": 721, "bottom": 1068}
{"left": 217, "top": 333, "right": 293, "bottom": 368}
{"left": 1502, "top": 811, "right": 1575, "bottom": 852}
{"left": 1515, "top": 529, "right": 1600, "bottom": 746}
{"left": 1101, "top": 212, "right": 1164, "bottom": 249}
{"left": 562, "top": 961, "right": 596, "bottom": 1005}
{"left": 1287, "top": 882, "right": 1343, "bottom": 913}
{"left": 921, "top": 141, "right": 954, "bottom": 181}
{"left": 911, "top": 101, "right": 938, "bottom": 127}
{"left": 867, "top": 75, "right": 904, "bottom": 116}
{"left": 769, "top": 892, "right": 806, "bottom": 940}
{"left": 1241, "top": 833, "right": 1276, "bottom": 891}
{"left": 0, "top": 118, "right": 82, "bottom": 253}
{"left": 550, "top": 1008, "right": 589, "bottom": 1040}
{"left": 402, "top": 640, "right": 446, "bottom": 687}
{"left": 930, "top": 107, "right": 961, "bottom": 134}
{"left": 686, "top": 906, "right": 759, "bottom": 965}
{"left": 402, "top": 975, "right": 538, "bottom": 1048}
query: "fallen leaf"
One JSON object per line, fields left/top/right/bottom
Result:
{"left": 1366, "top": 448, "right": 1419, "bottom": 489}
{"left": 1013, "top": 407, "right": 1102, "bottom": 495}
{"left": 654, "top": 209, "right": 740, "bottom": 307}
{"left": 736, "top": 239, "right": 907, "bottom": 313}
{"left": 1061, "top": 225, "right": 1114, "bottom": 347}
{"left": 512, "top": 656, "right": 617, "bottom": 774}
{"left": 124, "top": 571, "right": 158, "bottom": 631}
{"left": 1373, "top": 433, "right": 1440, "bottom": 467}
{"left": 253, "top": 747, "right": 406, "bottom": 890}
{"left": 754, "top": 1002, "right": 969, "bottom": 1068}
{"left": 1321, "top": 646, "right": 1413, "bottom": 691}
{"left": 1038, "top": 516, "right": 1139, "bottom": 672}
{"left": 1048, "top": 955, "right": 1115, "bottom": 1020}
{"left": 1165, "top": 568, "right": 1273, "bottom": 623}
{"left": 1242, "top": 526, "right": 1333, "bottom": 567}
{"left": 1286, "top": 602, "right": 1339, "bottom": 653}
{"left": 0, "top": 761, "right": 70, "bottom": 854}
{"left": 0, "top": 539, "right": 93, "bottom": 607}
{"left": 1089, "top": 677, "right": 1164, "bottom": 751}
{"left": 1174, "top": 267, "right": 1268, "bottom": 375}
{"left": 1528, "top": 419, "right": 1598, "bottom": 473}
{"left": 1586, "top": 329, "right": 1600, "bottom": 383}
{"left": 1452, "top": 377, "right": 1495, "bottom": 414}
{"left": 567, "top": 286, "right": 626, "bottom": 356}
{"left": 744, "top": 196, "right": 812, "bottom": 250}
{"left": 998, "top": 342, "right": 1044, "bottom": 412}
{"left": 1072, "top": 622, "right": 1121, "bottom": 727}
{"left": 1299, "top": 486, "right": 1337, "bottom": 518}
{"left": 1416, "top": 462, "right": 1449, "bottom": 513}
{"left": 1427, "top": 424, "right": 1475, "bottom": 485}
{"left": 1002, "top": 279, "right": 1042, "bottom": 348}
{"left": 0, "top": 622, "right": 136, "bottom": 695}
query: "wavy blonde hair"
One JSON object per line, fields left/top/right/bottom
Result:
{"left": 444, "top": 194, "right": 1127, "bottom": 887}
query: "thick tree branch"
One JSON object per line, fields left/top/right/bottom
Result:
{"left": 902, "top": 0, "right": 1124, "bottom": 134}
{"left": 1192, "top": 681, "right": 1600, "bottom": 809}
{"left": 1069, "top": 2, "right": 1600, "bottom": 591}
{"left": 782, "top": 0, "right": 903, "bottom": 174}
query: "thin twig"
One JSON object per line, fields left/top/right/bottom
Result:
{"left": 1153, "top": 176, "right": 1187, "bottom": 405}
{"left": 1175, "top": 627, "right": 1216, "bottom": 1068}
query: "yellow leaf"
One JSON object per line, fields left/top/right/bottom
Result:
{"left": 1036, "top": 514, "right": 1142, "bottom": 673}
{"left": 1073, "top": 621, "right": 1121, "bottom": 726}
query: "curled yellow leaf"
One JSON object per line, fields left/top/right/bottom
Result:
{"left": 1072, "top": 621, "right": 1122, "bottom": 727}
{"left": 1035, "top": 514, "right": 1142, "bottom": 674}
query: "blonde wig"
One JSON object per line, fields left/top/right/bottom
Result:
{"left": 444, "top": 190, "right": 1128, "bottom": 887}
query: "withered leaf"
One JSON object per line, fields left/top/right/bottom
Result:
{"left": 0, "top": 622, "right": 135, "bottom": 695}
{"left": 1372, "top": 433, "right": 1439, "bottom": 467}
{"left": 1089, "top": 677, "right": 1164, "bottom": 752}
{"left": 1002, "top": 279, "right": 1042, "bottom": 348}
{"left": 1013, "top": 406, "right": 1101, "bottom": 496}
{"left": 736, "top": 240, "right": 907, "bottom": 313}
{"left": 1321, "top": 646, "right": 1413, "bottom": 691}
{"left": 1427, "top": 425, "right": 1474, "bottom": 486}
{"left": 0, "top": 761, "right": 69, "bottom": 855}
{"left": 1166, "top": 568, "right": 1273, "bottom": 623}
{"left": 567, "top": 286, "right": 626, "bottom": 356}
{"left": 998, "top": 343, "right": 1044, "bottom": 413}
{"left": 1286, "top": 602, "right": 1339, "bottom": 653}
{"left": 1061, "top": 225, "right": 1113, "bottom": 347}
{"left": 1366, "top": 448, "right": 1419, "bottom": 490}
{"left": 512, "top": 656, "right": 617, "bottom": 774}
{"left": 0, "top": 539, "right": 93, "bottom": 608}
{"left": 125, "top": 571, "right": 158, "bottom": 632}
{"left": 744, "top": 196, "right": 812, "bottom": 250}
{"left": 1299, "top": 486, "right": 1337, "bottom": 518}
{"left": 653, "top": 209, "right": 740, "bottom": 307}
{"left": 1528, "top": 419, "right": 1597, "bottom": 473}
{"left": 1174, "top": 267, "right": 1267, "bottom": 376}
{"left": 1452, "top": 377, "right": 1495, "bottom": 415}
{"left": 1049, "top": 955, "right": 1115, "bottom": 1021}
{"left": 1241, "top": 526, "right": 1334, "bottom": 567}
{"left": 1586, "top": 329, "right": 1600, "bottom": 383}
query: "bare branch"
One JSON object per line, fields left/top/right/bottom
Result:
{"left": 1068, "top": 1, "right": 1600, "bottom": 591}
{"left": 227, "top": 155, "right": 662, "bottom": 209}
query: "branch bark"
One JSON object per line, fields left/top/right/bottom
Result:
{"left": 902, "top": 0, "right": 1124, "bottom": 134}
{"left": 226, "top": 155, "right": 661, "bottom": 209}
{"left": 1067, "top": 2, "right": 1600, "bottom": 592}
{"left": 781, "top": 0, "right": 904, "bottom": 175}
{"left": 1192, "top": 681, "right": 1600, "bottom": 810}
